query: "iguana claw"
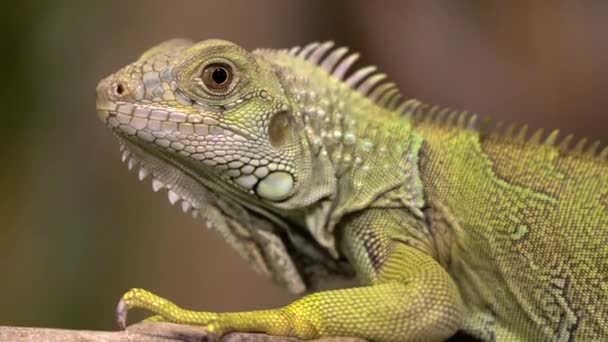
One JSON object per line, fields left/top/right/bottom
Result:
{"left": 116, "top": 297, "right": 128, "bottom": 330}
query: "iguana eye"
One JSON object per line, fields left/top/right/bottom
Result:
{"left": 201, "top": 63, "right": 233, "bottom": 92}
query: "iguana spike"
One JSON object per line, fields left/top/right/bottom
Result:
{"left": 357, "top": 73, "right": 387, "bottom": 95}
{"left": 477, "top": 116, "right": 493, "bottom": 138}
{"left": 378, "top": 88, "right": 400, "bottom": 107}
{"left": 288, "top": 46, "right": 301, "bottom": 55}
{"left": 397, "top": 100, "right": 411, "bottom": 115}
{"left": 167, "top": 189, "right": 180, "bottom": 205}
{"left": 414, "top": 103, "right": 428, "bottom": 121}
{"left": 297, "top": 41, "right": 406, "bottom": 113}
{"left": 586, "top": 140, "right": 601, "bottom": 157}
{"left": 308, "top": 41, "right": 334, "bottom": 64}
{"left": 557, "top": 134, "right": 574, "bottom": 152}
{"left": 320, "top": 47, "right": 349, "bottom": 72}
{"left": 529, "top": 129, "right": 544, "bottom": 144}
{"left": 138, "top": 167, "right": 149, "bottom": 181}
{"left": 425, "top": 105, "right": 440, "bottom": 123}
{"left": 297, "top": 42, "right": 320, "bottom": 58}
{"left": 600, "top": 146, "right": 608, "bottom": 160}
{"left": 181, "top": 200, "right": 192, "bottom": 213}
{"left": 333, "top": 53, "right": 360, "bottom": 80}
{"left": 386, "top": 93, "right": 402, "bottom": 110}
{"left": 369, "top": 82, "right": 395, "bottom": 102}
{"left": 399, "top": 99, "right": 422, "bottom": 117}
{"left": 467, "top": 114, "right": 478, "bottom": 130}
{"left": 152, "top": 179, "right": 164, "bottom": 192}
{"left": 515, "top": 125, "right": 529, "bottom": 142}
{"left": 128, "top": 157, "right": 137, "bottom": 170}
{"left": 504, "top": 123, "right": 517, "bottom": 138}
{"left": 573, "top": 138, "right": 587, "bottom": 154}
{"left": 493, "top": 122, "right": 504, "bottom": 136}
{"left": 440, "top": 108, "right": 455, "bottom": 125}
{"left": 456, "top": 112, "right": 468, "bottom": 128}
{"left": 445, "top": 111, "right": 458, "bottom": 127}
{"left": 345, "top": 66, "right": 377, "bottom": 87}
{"left": 191, "top": 210, "right": 199, "bottom": 219}
{"left": 544, "top": 130, "right": 560, "bottom": 146}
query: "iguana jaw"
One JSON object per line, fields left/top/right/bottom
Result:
{"left": 112, "top": 129, "right": 293, "bottom": 228}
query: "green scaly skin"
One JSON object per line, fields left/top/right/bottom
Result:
{"left": 95, "top": 39, "right": 608, "bottom": 341}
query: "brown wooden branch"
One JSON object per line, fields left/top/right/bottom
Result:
{"left": 0, "top": 322, "right": 367, "bottom": 342}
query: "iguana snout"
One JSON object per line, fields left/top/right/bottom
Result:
{"left": 95, "top": 75, "right": 142, "bottom": 123}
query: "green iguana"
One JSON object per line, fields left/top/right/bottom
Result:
{"left": 95, "top": 39, "right": 608, "bottom": 341}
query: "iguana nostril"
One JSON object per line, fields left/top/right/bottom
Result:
{"left": 112, "top": 81, "right": 128, "bottom": 98}
{"left": 115, "top": 83, "right": 125, "bottom": 96}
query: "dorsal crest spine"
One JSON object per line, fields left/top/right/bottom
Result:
{"left": 402, "top": 100, "right": 606, "bottom": 160}
{"left": 288, "top": 41, "right": 405, "bottom": 113}
{"left": 281, "top": 42, "right": 606, "bottom": 162}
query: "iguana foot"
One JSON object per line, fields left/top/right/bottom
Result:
{"left": 117, "top": 288, "right": 222, "bottom": 335}
{"left": 116, "top": 288, "right": 318, "bottom": 339}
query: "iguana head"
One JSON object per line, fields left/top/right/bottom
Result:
{"left": 97, "top": 39, "right": 321, "bottom": 205}
{"left": 95, "top": 39, "right": 360, "bottom": 292}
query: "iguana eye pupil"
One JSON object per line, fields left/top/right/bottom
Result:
{"left": 202, "top": 63, "right": 232, "bottom": 91}
{"left": 212, "top": 67, "right": 227, "bottom": 84}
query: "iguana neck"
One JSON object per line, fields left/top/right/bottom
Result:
{"left": 259, "top": 50, "right": 429, "bottom": 256}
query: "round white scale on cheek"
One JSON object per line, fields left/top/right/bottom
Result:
{"left": 255, "top": 171, "right": 294, "bottom": 201}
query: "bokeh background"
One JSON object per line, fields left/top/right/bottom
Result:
{"left": 1, "top": 0, "right": 607, "bottom": 332}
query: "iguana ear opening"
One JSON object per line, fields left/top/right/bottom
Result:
{"left": 268, "top": 110, "right": 294, "bottom": 148}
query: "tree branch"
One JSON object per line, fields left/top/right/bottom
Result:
{"left": 0, "top": 322, "right": 367, "bottom": 342}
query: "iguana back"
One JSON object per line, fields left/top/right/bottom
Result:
{"left": 415, "top": 113, "right": 608, "bottom": 340}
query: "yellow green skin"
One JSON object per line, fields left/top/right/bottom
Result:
{"left": 415, "top": 119, "right": 608, "bottom": 340}
{"left": 97, "top": 39, "right": 608, "bottom": 341}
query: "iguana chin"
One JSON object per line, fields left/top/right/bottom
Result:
{"left": 95, "top": 38, "right": 608, "bottom": 341}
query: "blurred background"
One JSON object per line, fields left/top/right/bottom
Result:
{"left": 1, "top": 0, "right": 607, "bottom": 332}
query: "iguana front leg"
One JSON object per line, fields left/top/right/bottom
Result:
{"left": 117, "top": 210, "right": 463, "bottom": 341}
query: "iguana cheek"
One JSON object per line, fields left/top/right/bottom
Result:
{"left": 255, "top": 171, "right": 294, "bottom": 201}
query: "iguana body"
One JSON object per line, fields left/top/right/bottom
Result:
{"left": 95, "top": 39, "right": 608, "bottom": 341}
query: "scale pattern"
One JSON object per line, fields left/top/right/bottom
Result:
{"left": 96, "top": 39, "right": 608, "bottom": 341}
